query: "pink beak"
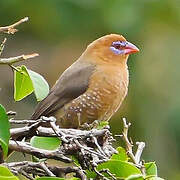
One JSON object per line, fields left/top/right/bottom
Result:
{"left": 124, "top": 41, "right": 139, "bottom": 55}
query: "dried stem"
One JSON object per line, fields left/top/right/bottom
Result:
{"left": 0, "top": 38, "right": 7, "bottom": 56}
{"left": 135, "top": 142, "right": 145, "bottom": 164}
{"left": 0, "top": 53, "right": 39, "bottom": 65}
{"left": 3, "top": 161, "right": 87, "bottom": 180}
{"left": 120, "top": 118, "right": 146, "bottom": 175}
{"left": 9, "top": 116, "right": 116, "bottom": 179}
{"left": 9, "top": 140, "right": 72, "bottom": 163}
{"left": 0, "top": 17, "right": 29, "bottom": 34}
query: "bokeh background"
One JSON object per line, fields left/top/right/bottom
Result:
{"left": 0, "top": 0, "right": 180, "bottom": 179}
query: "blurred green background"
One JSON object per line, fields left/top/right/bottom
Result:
{"left": 0, "top": 0, "right": 180, "bottom": 179}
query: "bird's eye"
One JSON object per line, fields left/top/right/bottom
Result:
{"left": 110, "top": 41, "right": 127, "bottom": 55}
{"left": 112, "top": 41, "right": 127, "bottom": 50}
{"left": 113, "top": 44, "right": 121, "bottom": 49}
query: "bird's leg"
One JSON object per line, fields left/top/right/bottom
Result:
{"left": 79, "top": 123, "right": 91, "bottom": 130}
{"left": 80, "top": 120, "right": 106, "bottom": 130}
{"left": 90, "top": 120, "right": 101, "bottom": 129}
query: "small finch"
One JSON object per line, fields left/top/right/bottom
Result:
{"left": 31, "top": 34, "right": 139, "bottom": 128}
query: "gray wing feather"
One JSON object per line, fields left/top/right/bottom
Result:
{"left": 31, "top": 60, "right": 95, "bottom": 119}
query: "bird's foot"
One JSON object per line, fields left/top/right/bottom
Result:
{"left": 80, "top": 120, "right": 101, "bottom": 130}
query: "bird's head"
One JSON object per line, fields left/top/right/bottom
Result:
{"left": 83, "top": 34, "right": 139, "bottom": 65}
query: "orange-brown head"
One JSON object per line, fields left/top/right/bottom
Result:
{"left": 82, "top": 34, "right": 139, "bottom": 65}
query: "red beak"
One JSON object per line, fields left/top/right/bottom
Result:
{"left": 124, "top": 41, "right": 139, "bottom": 55}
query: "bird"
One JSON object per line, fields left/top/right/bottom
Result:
{"left": 31, "top": 34, "right": 139, "bottom": 128}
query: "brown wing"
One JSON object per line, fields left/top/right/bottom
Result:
{"left": 31, "top": 60, "right": 95, "bottom": 119}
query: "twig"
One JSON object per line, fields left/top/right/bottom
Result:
{"left": 135, "top": 142, "right": 145, "bottom": 164}
{"left": 4, "top": 161, "right": 87, "bottom": 180}
{"left": 9, "top": 116, "right": 116, "bottom": 177}
{"left": 49, "top": 120, "right": 69, "bottom": 143}
{"left": 93, "top": 167, "right": 109, "bottom": 180}
{"left": 0, "top": 53, "right": 39, "bottom": 65}
{"left": 99, "top": 169, "right": 116, "bottom": 180}
{"left": 48, "top": 166, "right": 87, "bottom": 180}
{"left": 0, "top": 38, "right": 7, "bottom": 56}
{"left": 9, "top": 64, "right": 22, "bottom": 73}
{"left": 74, "top": 139, "right": 108, "bottom": 160}
{"left": 92, "top": 136, "right": 106, "bottom": 157}
{"left": 0, "top": 17, "right": 29, "bottom": 34}
{"left": 121, "top": 118, "right": 136, "bottom": 163}
{"left": 9, "top": 119, "right": 37, "bottom": 124}
{"left": 39, "top": 162, "right": 55, "bottom": 177}
{"left": 10, "top": 117, "right": 55, "bottom": 139}
{"left": 9, "top": 140, "right": 72, "bottom": 163}
{"left": 7, "top": 111, "right": 17, "bottom": 116}
{"left": 118, "top": 118, "right": 146, "bottom": 175}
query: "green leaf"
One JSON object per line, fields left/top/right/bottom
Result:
{"left": 14, "top": 65, "right": 49, "bottom": 101}
{"left": 145, "top": 177, "right": 164, "bottom": 180}
{"left": 35, "top": 177, "right": 65, "bottom": 180}
{"left": 35, "top": 177, "right": 79, "bottom": 180}
{"left": 111, "top": 147, "right": 129, "bottom": 161}
{"left": 97, "top": 121, "right": 109, "bottom": 129}
{"left": 71, "top": 155, "right": 81, "bottom": 167}
{"left": 14, "top": 65, "right": 34, "bottom": 101}
{"left": 31, "top": 155, "right": 46, "bottom": 162}
{"left": 145, "top": 162, "right": 157, "bottom": 176}
{"left": 30, "top": 136, "right": 61, "bottom": 150}
{"left": 87, "top": 160, "right": 141, "bottom": 179}
{"left": 0, "top": 166, "right": 19, "bottom": 180}
{"left": 27, "top": 69, "right": 49, "bottom": 101}
{"left": 126, "top": 174, "right": 144, "bottom": 180}
{"left": 0, "top": 105, "right": 10, "bottom": 157}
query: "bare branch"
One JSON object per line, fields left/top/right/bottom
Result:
{"left": 9, "top": 119, "right": 37, "bottom": 124}
{"left": 118, "top": 118, "right": 146, "bottom": 175}
{"left": 48, "top": 166, "right": 87, "bottom": 180}
{"left": 0, "top": 17, "right": 29, "bottom": 34}
{"left": 0, "top": 53, "right": 39, "bottom": 65}
{"left": 9, "top": 140, "right": 72, "bottom": 163}
{"left": 3, "top": 161, "right": 87, "bottom": 180}
{"left": 135, "top": 142, "right": 145, "bottom": 164}
{"left": 121, "top": 118, "right": 136, "bottom": 163}
{"left": 9, "top": 116, "right": 116, "bottom": 171}
{"left": 7, "top": 111, "right": 17, "bottom": 116}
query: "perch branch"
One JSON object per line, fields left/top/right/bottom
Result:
{"left": 9, "top": 140, "right": 72, "bottom": 163}
{"left": 0, "top": 17, "right": 29, "bottom": 34}
{"left": 10, "top": 117, "right": 115, "bottom": 170}
{"left": 9, "top": 119, "right": 37, "bottom": 124}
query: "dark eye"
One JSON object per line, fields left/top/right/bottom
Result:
{"left": 110, "top": 41, "right": 127, "bottom": 55}
{"left": 112, "top": 41, "right": 126, "bottom": 50}
{"left": 113, "top": 44, "right": 121, "bottom": 49}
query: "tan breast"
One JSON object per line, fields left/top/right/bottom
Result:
{"left": 55, "top": 64, "right": 129, "bottom": 128}
{"left": 87, "top": 64, "right": 129, "bottom": 121}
